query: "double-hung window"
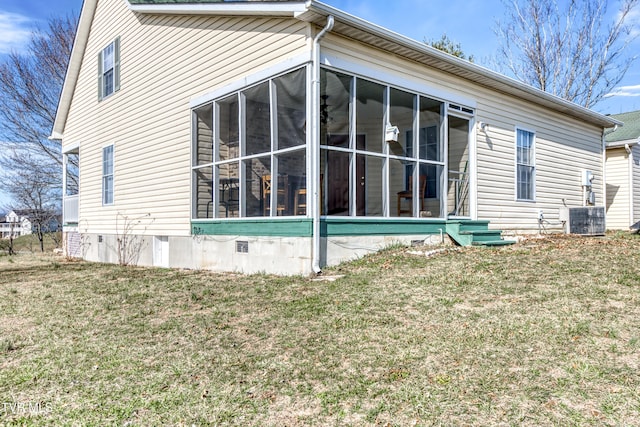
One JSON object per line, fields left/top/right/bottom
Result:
{"left": 98, "top": 37, "right": 120, "bottom": 100}
{"left": 102, "top": 145, "right": 114, "bottom": 205}
{"left": 516, "top": 128, "right": 535, "bottom": 201}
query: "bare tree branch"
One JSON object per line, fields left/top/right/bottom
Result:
{"left": 3, "top": 152, "right": 61, "bottom": 252}
{"left": 494, "top": 0, "right": 639, "bottom": 108}
{"left": 0, "top": 14, "right": 78, "bottom": 187}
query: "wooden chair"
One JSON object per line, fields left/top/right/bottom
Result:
{"left": 294, "top": 187, "right": 307, "bottom": 215}
{"left": 397, "top": 175, "right": 427, "bottom": 216}
{"left": 262, "top": 174, "right": 286, "bottom": 216}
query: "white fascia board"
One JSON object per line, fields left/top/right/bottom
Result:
{"left": 62, "top": 141, "right": 80, "bottom": 154}
{"left": 321, "top": 53, "right": 477, "bottom": 109}
{"left": 606, "top": 138, "right": 640, "bottom": 149}
{"left": 128, "top": 1, "right": 309, "bottom": 16}
{"left": 306, "top": 1, "right": 622, "bottom": 129}
{"left": 190, "top": 52, "right": 312, "bottom": 107}
{"left": 52, "top": 0, "right": 98, "bottom": 138}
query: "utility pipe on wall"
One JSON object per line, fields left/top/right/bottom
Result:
{"left": 311, "top": 15, "right": 334, "bottom": 274}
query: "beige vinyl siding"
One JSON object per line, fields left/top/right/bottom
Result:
{"left": 62, "top": 0, "right": 309, "bottom": 235}
{"left": 605, "top": 148, "right": 630, "bottom": 229}
{"left": 633, "top": 145, "right": 640, "bottom": 225}
{"left": 322, "top": 34, "right": 604, "bottom": 232}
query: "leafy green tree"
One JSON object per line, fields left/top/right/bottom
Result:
{"left": 427, "top": 34, "right": 474, "bottom": 62}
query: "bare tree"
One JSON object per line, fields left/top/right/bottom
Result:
{"left": 0, "top": 14, "right": 78, "bottom": 192}
{"left": 494, "top": 0, "right": 639, "bottom": 108}
{"left": 4, "top": 153, "right": 61, "bottom": 252}
{"left": 0, "top": 217, "right": 17, "bottom": 256}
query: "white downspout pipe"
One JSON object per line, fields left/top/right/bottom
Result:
{"left": 311, "top": 15, "right": 334, "bottom": 274}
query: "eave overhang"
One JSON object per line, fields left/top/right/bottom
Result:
{"left": 51, "top": 0, "right": 98, "bottom": 139}
{"left": 52, "top": 0, "right": 621, "bottom": 141}
{"left": 606, "top": 138, "right": 640, "bottom": 149}
{"left": 128, "top": 0, "right": 309, "bottom": 16}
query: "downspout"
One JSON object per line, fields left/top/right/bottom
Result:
{"left": 311, "top": 15, "right": 334, "bottom": 274}
{"left": 625, "top": 143, "right": 633, "bottom": 226}
{"left": 602, "top": 124, "right": 618, "bottom": 218}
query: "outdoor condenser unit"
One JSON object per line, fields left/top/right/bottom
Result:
{"left": 559, "top": 206, "right": 605, "bottom": 236}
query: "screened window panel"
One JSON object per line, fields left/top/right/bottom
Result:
{"left": 389, "top": 88, "right": 415, "bottom": 158}
{"left": 356, "top": 79, "right": 385, "bottom": 153}
{"left": 321, "top": 149, "right": 350, "bottom": 216}
{"left": 244, "top": 82, "right": 271, "bottom": 156}
{"left": 194, "top": 104, "right": 213, "bottom": 165}
{"left": 245, "top": 157, "right": 270, "bottom": 217}
{"left": 419, "top": 97, "right": 443, "bottom": 161}
{"left": 277, "top": 150, "right": 306, "bottom": 216}
{"left": 359, "top": 155, "right": 383, "bottom": 216}
{"left": 390, "top": 159, "right": 410, "bottom": 217}
{"left": 275, "top": 68, "right": 306, "bottom": 150}
{"left": 217, "top": 95, "right": 239, "bottom": 161}
{"left": 218, "top": 162, "right": 239, "bottom": 218}
{"left": 191, "top": 66, "right": 309, "bottom": 219}
{"left": 65, "top": 153, "right": 79, "bottom": 196}
{"left": 321, "top": 69, "right": 351, "bottom": 148}
{"left": 195, "top": 166, "right": 213, "bottom": 219}
{"left": 424, "top": 163, "right": 442, "bottom": 199}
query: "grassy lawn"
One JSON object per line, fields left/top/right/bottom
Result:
{"left": 1, "top": 233, "right": 639, "bottom": 425}
{"left": 0, "top": 232, "right": 61, "bottom": 254}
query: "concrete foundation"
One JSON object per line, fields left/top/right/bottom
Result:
{"left": 67, "top": 231, "right": 448, "bottom": 275}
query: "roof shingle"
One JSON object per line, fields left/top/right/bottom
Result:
{"left": 605, "top": 110, "right": 640, "bottom": 144}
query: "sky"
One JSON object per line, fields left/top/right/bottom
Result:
{"left": 0, "top": 0, "right": 639, "bottom": 206}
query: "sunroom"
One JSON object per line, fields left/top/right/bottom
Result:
{"left": 191, "top": 65, "right": 473, "bottom": 232}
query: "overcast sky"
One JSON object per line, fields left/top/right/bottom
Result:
{"left": 1, "top": 0, "right": 639, "bottom": 205}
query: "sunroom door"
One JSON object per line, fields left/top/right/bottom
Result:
{"left": 448, "top": 116, "right": 471, "bottom": 218}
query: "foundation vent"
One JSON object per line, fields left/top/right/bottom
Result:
{"left": 236, "top": 240, "right": 249, "bottom": 253}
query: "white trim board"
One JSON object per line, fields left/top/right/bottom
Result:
{"left": 127, "top": 0, "right": 308, "bottom": 16}
{"left": 320, "top": 53, "right": 477, "bottom": 110}
{"left": 189, "top": 53, "right": 312, "bottom": 108}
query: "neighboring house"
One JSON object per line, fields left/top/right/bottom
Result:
{"left": 0, "top": 210, "right": 33, "bottom": 239}
{"left": 605, "top": 110, "right": 640, "bottom": 230}
{"left": 53, "top": 0, "right": 620, "bottom": 274}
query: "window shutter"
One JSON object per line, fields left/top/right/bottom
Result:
{"left": 114, "top": 36, "right": 121, "bottom": 93}
{"left": 97, "top": 50, "right": 103, "bottom": 101}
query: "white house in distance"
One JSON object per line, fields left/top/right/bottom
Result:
{"left": 53, "top": 0, "right": 620, "bottom": 274}
{"left": 605, "top": 110, "right": 640, "bottom": 230}
{"left": 0, "top": 210, "right": 32, "bottom": 239}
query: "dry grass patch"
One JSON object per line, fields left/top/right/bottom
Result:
{"left": 0, "top": 233, "right": 639, "bottom": 425}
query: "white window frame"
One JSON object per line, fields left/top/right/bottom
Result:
{"left": 319, "top": 67, "right": 449, "bottom": 218}
{"left": 98, "top": 37, "right": 120, "bottom": 101}
{"left": 515, "top": 127, "right": 536, "bottom": 202}
{"left": 102, "top": 145, "right": 114, "bottom": 205}
{"left": 191, "top": 66, "right": 308, "bottom": 219}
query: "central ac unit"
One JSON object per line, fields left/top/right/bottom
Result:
{"left": 559, "top": 206, "right": 605, "bottom": 236}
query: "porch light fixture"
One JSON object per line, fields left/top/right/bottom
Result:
{"left": 478, "top": 121, "right": 488, "bottom": 132}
